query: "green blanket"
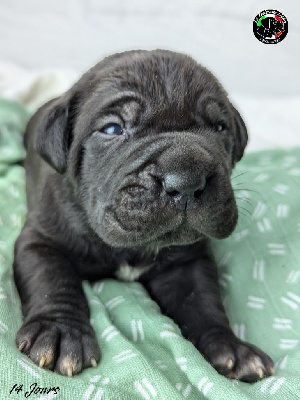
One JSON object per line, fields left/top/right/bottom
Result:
{"left": 0, "top": 97, "right": 299, "bottom": 400}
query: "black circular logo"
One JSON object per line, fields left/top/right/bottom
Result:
{"left": 253, "top": 10, "right": 288, "bottom": 44}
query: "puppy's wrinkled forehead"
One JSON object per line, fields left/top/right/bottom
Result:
{"left": 79, "top": 50, "right": 228, "bottom": 130}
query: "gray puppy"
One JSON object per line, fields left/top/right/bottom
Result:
{"left": 14, "top": 50, "right": 274, "bottom": 381}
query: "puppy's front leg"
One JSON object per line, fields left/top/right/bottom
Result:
{"left": 14, "top": 224, "right": 100, "bottom": 376}
{"left": 142, "top": 248, "right": 274, "bottom": 382}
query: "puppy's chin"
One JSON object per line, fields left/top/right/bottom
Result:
{"left": 94, "top": 218, "right": 204, "bottom": 249}
{"left": 90, "top": 202, "right": 238, "bottom": 249}
{"left": 94, "top": 209, "right": 185, "bottom": 248}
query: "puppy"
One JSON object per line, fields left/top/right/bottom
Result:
{"left": 14, "top": 50, "right": 274, "bottom": 381}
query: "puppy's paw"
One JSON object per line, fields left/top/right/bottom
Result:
{"left": 16, "top": 319, "right": 100, "bottom": 376}
{"left": 197, "top": 328, "right": 274, "bottom": 382}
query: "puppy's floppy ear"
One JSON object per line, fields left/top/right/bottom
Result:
{"left": 35, "top": 95, "right": 72, "bottom": 173}
{"left": 231, "top": 105, "right": 248, "bottom": 164}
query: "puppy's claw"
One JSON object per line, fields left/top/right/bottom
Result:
{"left": 257, "top": 367, "right": 264, "bottom": 379}
{"left": 67, "top": 367, "right": 73, "bottom": 377}
{"left": 90, "top": 357, "right": 97, "bottom": 368}
{"left": 18, "top": 341, "right": 27, "bottom": 352}
{"left": 270, "top": 366, "right": 275, "bottom": 376}
{"left": 226, "top": 358, "right": 234, "bottom": 370}
{"left": 39, "top": 356, "right": 46, "bottom": 368}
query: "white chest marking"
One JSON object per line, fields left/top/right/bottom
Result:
{"left": 115, "top": 262, "right": 152, "bottom": 282}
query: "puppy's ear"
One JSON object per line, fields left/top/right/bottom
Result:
{"left": 35, "top": 96, "right": 71, "bottom": 173}
{"left": 231, "top": 105, "right": 248, "bottom": 163}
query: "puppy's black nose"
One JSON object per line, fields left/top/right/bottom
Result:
{"left": 162, "top": 173, "right": 207, "bottom": 210}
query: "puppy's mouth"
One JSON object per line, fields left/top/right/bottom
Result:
{"left": 102, "top": 200, "right": 185, "bottom": 247}
{"left": 97, "top": 184, "right": 238, "bottom": 248}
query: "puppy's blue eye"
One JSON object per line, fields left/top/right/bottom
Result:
{"left": 101, "top": 123, "right": 124, "bottom": 135}
{"left": 217, "top": 122, "right": 227, "bottom": 132}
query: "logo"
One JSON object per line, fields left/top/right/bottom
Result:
{"left": 253, "top": 10, "right": 288, "bottom": 44}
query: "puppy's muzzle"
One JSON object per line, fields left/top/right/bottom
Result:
{"left": 150, "top": 140, "right": 213, "bottom": 212}
{"left": 161, "top": 172, "right": 207, "bottom": 211}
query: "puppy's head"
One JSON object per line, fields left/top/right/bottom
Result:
{"left": 35, "top": 50, "right": 247, "bottom": 248}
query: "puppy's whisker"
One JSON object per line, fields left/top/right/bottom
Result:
{"left": 236, "top": 198, "right": 254, "bottom": 209}
{"left": 237, "top": 211, "right": 250, "bottom": 222}
{"left": 232, "top": 182, "right": 246, "bottom": 186}
{"left": 236, "top": 197, "right": 254, "bottom": 207}
{"left": 231, "top": 171, "right": 250, "bottom": 181}
{"left": 237, "top": 206, "right": 253, "bottom": 218}
{"left": 238, "top": 207, "right": 253, "bottom": 225}
{"left": 236, "top": 210, "right": 253, "bottom": 226}
{"left": 233, "top": 188, "right": 260, "bottom": 195}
